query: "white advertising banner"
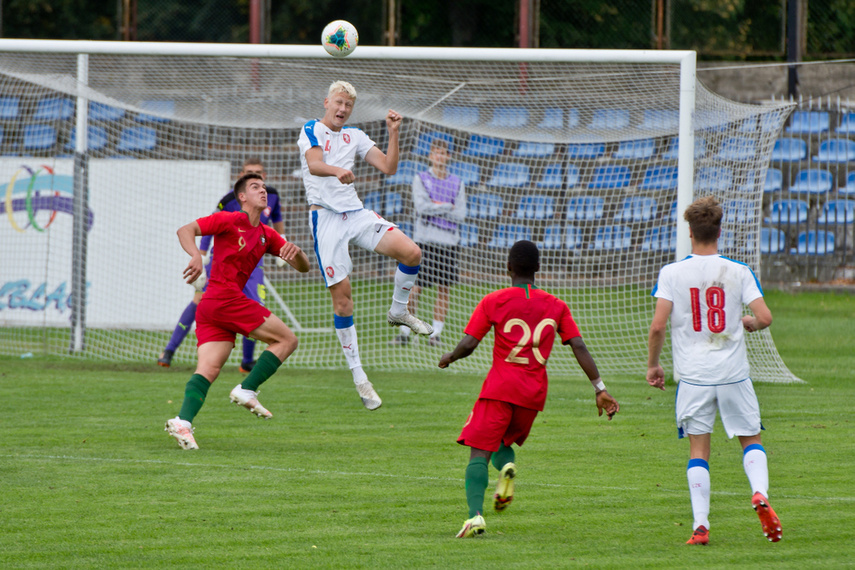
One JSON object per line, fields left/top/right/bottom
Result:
{"left": 0, "top": 159, "right": 229, "bottom": 329}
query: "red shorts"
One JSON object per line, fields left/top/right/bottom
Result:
{"left": 457, "top": 398, "right": 539, "bottom": 452}
{"left": 195, "top": 293, "right": 271, "bottom": 346}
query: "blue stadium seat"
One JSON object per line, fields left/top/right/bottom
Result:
{"left": 515, "top": 195, "right": 554, "bottom": 220}
{"left": 135, "top": 99, "right": 175, "bottom": 123}
{"left": 794, "top": 230, "right": 835, "bottom": 255}
{"left": 817, "top": 199, "right": 855, "bottom": 225}
{"left": 462, "top": 134, "right": 504, "bottom": 158}
{"left": 613, "top": 139, "right": 656, "bottom": 160}
{"left": 695, "top": 166, "right": 732, "bottom": 192}
{"left": 639, "top": 165, "right": 678, "bottom": 191}
{"left": 760, "top": 227, "right": 787, "bottom": 254}
{"left": 670, "top": 200, "right": 679, "bottom": 221}
{"left": 589, "top": 165, "right": 631, "bottom": 189}
{"left": 589, "top": 225, "right": 632, "bottom": 250}
{"left": 117, "top": 126, "right": 157, "bottom": 151}
{"left": 812, "top": 138, "right": 855, "bottom": 162}
{"left": 639, "top": 110, "right": 678, "bottom": 131}
{"left": 0, "top": 125, "right": 4, "bottom": 145}
{"left": 539, "top": 224, "right": 564, "bottom": 250}
{"left": 488, "top": 224, "right": 531, "bottom": 249}
{"left": 397, "top": 221, "right": 413, "bottom": 237}
{"left": 789, "top": 169, "right": 833, "bottom": 194}
{"left": 384, "top": 191, "right": 403, "bottom": 216}
{"left": 641, "top": 227, "right": 676, "bottom": 252}
{"left": 661, "top": 136, "right": 707, "bottom": 160}
{"left": 716, "top": 137, "right": 757, "bottom": 161}
{"left": 442, "top": 106, "right": 479, "bottom": 127}
{"left": 487, "top": 163, "right": 530, "bottom": 188}
{"left": 414, "top": 131, "right": 454, "bottom": 156}
{"left": 786, "top": 111, "right": 829, "bottom": 135}
{"left": 513, "top": 141, "right": 555, "bottom": 158}
{"left": 489, "top": 107, "right": 528, "bottom": 128}
{"left": 566, "top": 142, "right": 605, "bottom": 160}
{"left": 459, "top": 223, "right": 479, "bottom": 247}
{"left": 448, "top": 161, "right": 480, "bottom": 186}
{"left": 841, "top": 171, "right": 855, "bottom": 195}
{"left": 738, "top": 114, "right": 779, "bottom": 132}
{"left": 33, "top": 97, "right": 74, "bottom": 121}
{"left": 835, "top": 112, "right": 855, "bottom": 135}
{"left": 565, "top": 164, "right": 580, "bottom": 187}
{"left": 764, "top": 168, "right": 782, "bottom": 193}
{"left": 65, "top": 125, "right": 108, "bottom": 151}
{"left": 362, "top": 191, "right": 382, "bottom": 212}
{"left": 23, "top": 124, "right": 57, "bottom": 150}
{"left": 565, "top": 225, "right": 582, "bottom": 250}
{"left": 587, "top": 109, "right": 630, "bottom": 130}
{"left": 537, "top": 108, "right": 579, "bottom": 130}
{"left": 0, "top": 96, "right": 20, "bottom": 120}
{"left": 536, "top": 163, "right": 564, "bottom": 189}
{"left": 385, "top": 160, "right": 422, "bottom": 186}
{"left": 766, "top": 199, "right": 808, "bottom": 224}
{"left": 89, "top": 101, "right": 125, "bottom": 121}
{"left": 469, "top": 193, "right": 503, "bottom": 219}
{"left": 770, "top": 138, "right": 807, "bottom": 162}
{"left": 614, "top": 196, "right": 657, "bottom": 223}
{"left": 724, "top": 199, "right": 756, "bottom": 225}
{"left": 566, "top": 196, "right": 604, "bottom": 221}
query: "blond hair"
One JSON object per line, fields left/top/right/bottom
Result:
{"left": 327, "top": 80, "right": 357, "bottom": 101}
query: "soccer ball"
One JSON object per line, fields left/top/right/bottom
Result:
{"left": 322, "top": 20, "right": 358, "bottom": 58}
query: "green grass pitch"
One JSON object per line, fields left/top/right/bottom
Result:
{"left": 1, "top": 290, "right": 853, "bottom": 568}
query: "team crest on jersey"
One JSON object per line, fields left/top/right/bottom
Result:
{"left": 263, "top": 206, "right": 271, "bottom": 217}
{"left": 261, "top": 235, "right": 266, "bottom": 244}
{"left": 326, "top": 266, "right": 335, "bottom": 278}
{"left": 343, "top": 133, "right": 351, "bottom": 144}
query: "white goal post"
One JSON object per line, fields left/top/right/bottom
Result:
{"left": 0, "top": 39, "right": 800, "bottom": 383}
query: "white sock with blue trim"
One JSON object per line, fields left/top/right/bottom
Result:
{"left": 687, "top": 458, "right": 711, "bottom": 530}
{"left": 743, "top": 444, "right": 769, "bottom": 497}
{"left": 390, "top": 263, "right": 419, "bottom": 316}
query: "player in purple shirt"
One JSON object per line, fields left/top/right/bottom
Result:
{"left": 157, "top": 158, "right": 284, "bottom": 372}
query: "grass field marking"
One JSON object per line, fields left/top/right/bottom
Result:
{"left": 5, "top": 453, "right": 852, "bottom": 504}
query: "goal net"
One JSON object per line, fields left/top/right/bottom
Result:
{"left": 0, "top": 41, "right": 801, "bottom": 383}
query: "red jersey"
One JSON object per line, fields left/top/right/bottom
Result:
{"left": 464, "top": 284, "right": 581, "bottom": 411}
{"left": 196, "top": 211, "right": 286, "bottom": 301}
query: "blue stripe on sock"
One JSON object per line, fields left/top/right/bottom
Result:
{"left": 743, "top": 443, "right": 765, "bottom": 455}
{"left": 334, "top": 314, "right": 354, "bottom": 329}
{"left": 687, "top": 458, "right": 709, "bottom": 471}
{"left": 397, "top": 263, "right": 420, "bottom": 275}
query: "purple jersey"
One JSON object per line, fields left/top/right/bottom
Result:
{"left": 418, "top": 171, "right": 462, "bottom": 232}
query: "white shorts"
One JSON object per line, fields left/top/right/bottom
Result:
{"left": 674, "top": 378, "right": 762, "bottom": 439}
{"left": 310, "top": 208, "right": 398, "bottom": 287}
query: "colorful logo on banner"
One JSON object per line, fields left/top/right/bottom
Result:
{"left": 0, "top": 165, "right": 94, "bottom": 232}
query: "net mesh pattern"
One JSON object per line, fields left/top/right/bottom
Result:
{"left": 0, "top": 49, "right": 800, "bottom": 382}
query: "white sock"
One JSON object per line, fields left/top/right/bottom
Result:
{"left": 431, "top": 320, "right": 444, "bottom": 337}
{"left": 351, "top": 365, "right": 368, "bottom": 386}
{"left": 390, "top": 264, "right": 418, "bottom": 316}
{"left": 399, "top": 325, "right": 411, "bottom": 337}
{"left": 743, "top": 445, "right": 769, "bottom": 497}
{"left": 687, "top": 459, "right": 711, "bottom": 530}
{"left": 335, "top": 323, "right": 362, "bottom": 371}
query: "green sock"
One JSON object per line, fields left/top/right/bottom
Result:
{"left": 491, "top": 442, "right": 516, "bottom": 471}
{"left": 178, "top": 374, "right": 211, "bottom": 422}
{"left": 240, "top": 350, "right": 282, "bottom": 392}
{"left": 465, "top": 456, "right": 489, "bottom": 518}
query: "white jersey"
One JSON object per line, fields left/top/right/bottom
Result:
{"left": 298, "top": 119, "right": 375, "bottom": 213}
{"left": 652, "top": 254, "right": 763, "bottom": 385}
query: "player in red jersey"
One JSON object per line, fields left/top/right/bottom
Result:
{"left": 165, "top": 172, "right": 310, "bottom": 450}
{"left": 439, "top": 240, "right": 619, "bottom": 537}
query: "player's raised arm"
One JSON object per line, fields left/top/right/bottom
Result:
{"left": 364, "top": 110, "right": 401, "bottom": 175}
{"left": 304, "top": 146, "right": 355, "bottom": 184}
{"left": 278, "top": 241, "right": 310, "bottom": 273}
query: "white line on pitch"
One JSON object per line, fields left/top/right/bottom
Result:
{"left": 2, "top": 453, "right": 852, "bottom": 503}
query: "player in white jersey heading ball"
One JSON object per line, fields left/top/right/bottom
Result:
{"left": 646, "top": 196, "right": 782, "bottom": 546}
{"left": 298, "top": 80, "right": 433, "bottom": 411}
